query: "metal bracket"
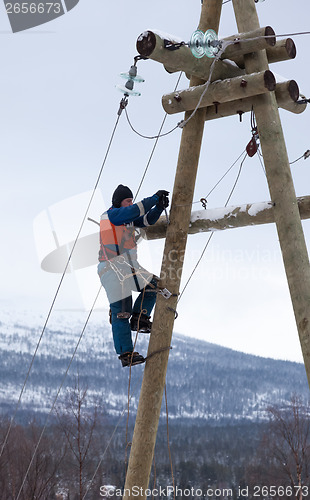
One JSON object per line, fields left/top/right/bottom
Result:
{"left": 164, "top": 39, "right": 186, "bottom": 51}
{"left": 117, "top": 312, "right": 131, "bottom": 319}
{"left": 159, "top": 288, "right": 173, "bottom": 300}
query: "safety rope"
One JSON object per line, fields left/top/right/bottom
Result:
{"left": 125, "top": 287, "right": 147, "bottom": 471}
{"left": 165, "top": 383, "right": 176, "bottom": 500}
{"left": 151, "top": 454, "right": 157, "bottom": 500}
{"left": 145, "top": 345, "right": 173, "bottom": 362}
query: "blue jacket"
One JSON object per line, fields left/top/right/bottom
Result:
{"left": 107, "top": 194, "right": 163, "bottom": 227}
{"left": 98, "top": 194, "right": 164, "bottom": 264}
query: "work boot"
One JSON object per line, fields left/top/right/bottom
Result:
{"left": 118, "top": 351, "right": 145, "bottom": 367}
{"left": 130, "top": 313, "right": 152, "bottom": 333}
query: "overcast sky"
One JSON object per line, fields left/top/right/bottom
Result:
{"left": 1, "top": 0, "right": 310, "bottom": 365}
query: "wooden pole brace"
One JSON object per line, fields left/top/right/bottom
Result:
{"left": 136, "top": 30, "right": 243, "bottom": 82}
{"left": 145, "top": 196, "right": 310, "bottom": 240}
{"left": 233, "top": 38, "right": 296, "bottom": 69}
{"left": 136, "top": 29, "right": 296, "bottom": 83}
{"left": 220, "top": 26, "right": 276, "bottom": 61}
{"left": 203, "top": 80, "right": 306, "bottom": 121}
{"left": 162, "top": 77, "right": 305, "bottom": 118}
{"left": 162, "top": 70, "right": 276, "bottom": 115}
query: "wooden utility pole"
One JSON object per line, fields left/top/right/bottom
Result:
{"left": 123, "top": 1, "right": 222, "bottom": 498}
{"left": 232, "top": 0, "right": 310, "bottom": 379}
{"left": 120, "top": 1, "right": 310, "bottom": 498}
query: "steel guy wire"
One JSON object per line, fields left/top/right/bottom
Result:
{"left": 178, "top": 152, "right": 248, "bottom": 304}
{"left": 175, "top": 148, "right": 246, "bottom": 209}
{"left": 0, "top": 111, "right": 122, "bottom": 462}
{"left": 290, "top": 150, "right": 310, "bottom": 164}
{"left": 17, "top": 157, "right": 166, "bottom": 497}
{"left": 257, "top": 146, "right": 267, "bottom": 176}
{"left": 15, "top": 287, "right": 102, "bottom": 500}
{"left": 6, "top": 21, "right": 310, "bottom": 483}
{"left": 194, "top": 149, "right": 247, "bottom": 205}
{"left": 15, "top": 68, "right": 182, "bottom": 493}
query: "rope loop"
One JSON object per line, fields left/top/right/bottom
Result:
{"left": 145, "top": 346, "right": 172, "bottom": 362}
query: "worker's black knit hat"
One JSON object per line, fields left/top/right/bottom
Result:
{"left": 112, "top": 184, "right": 133, "bottom": 208}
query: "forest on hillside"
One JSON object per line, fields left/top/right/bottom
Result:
{"left": 0, "top": 389, "right": 309, "bottom": 500}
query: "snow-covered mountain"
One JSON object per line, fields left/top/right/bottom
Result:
{"left": 0, "top": 309, "right": 308, "bottom": 422}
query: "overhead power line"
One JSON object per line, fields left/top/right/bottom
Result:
{"left": 0, "top": 109, "right": 122, "bottom": 462}
{"left": 134, "top": 71, "right": 183, "bottom": 201}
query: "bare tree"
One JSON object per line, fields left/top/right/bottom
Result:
{"left": 246, "top": 395, "right": 310, "bottom": 499}
{"left": 267, "top": 395, "right": 310, "bottom": 498}
{"left": 0, "top": 417, "right": 66, "bottom": 500}
{"left": 56, "top": 375, "right": 104, "bottom": 499}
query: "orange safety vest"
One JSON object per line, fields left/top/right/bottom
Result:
{"left": 99, "top": 212, "right": 136, "bottom": 262}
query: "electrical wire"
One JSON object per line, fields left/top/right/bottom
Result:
{"left": 290, "top": 150, "right": 310, "bottom": 165}
{"left": 16, "top": 71, "right": 184, "bottom": 494}
{"left": 127, "top": 28, "right": 310, "bottom": 143}
{"left": 16, "top": 287, "right": 102, "bottom": 500}
{"left": 125, "top": 108, "right": 180, "bottom": 140}
{"left": 178, "top": 43, "right": 228, "bottom": 129}
{"left": 225, "top": 152, "right": 247, "bottom": 206}
{"left": 194, "top": 149, "right": 247, "bottom": 204}
{"left": 178, "top": 152, "right": 248, "bottom": 303}
{"left": 81, "top": 24, "right": 310, "bottom": 494}
{"left": 7, "top": 21, "right": 310, "bottom": 492}
{"left": 0, "top": 111, "right": 122, "bottom": 462}
{"left": 134, "top": 72, "right": 183, "bottom": 201}
{"left": 257, "top": 146, "right": 267, "bottom": 176}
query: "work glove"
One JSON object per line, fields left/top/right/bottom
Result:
{"left": 155, "top": 190, "right": 170, "bottom": 210}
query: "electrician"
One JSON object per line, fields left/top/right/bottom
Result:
{"left": 98, "top": 184, "right": 169, "bottom": 367}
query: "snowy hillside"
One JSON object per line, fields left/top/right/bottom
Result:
{"left": 0, "top": 309, "right": 308, "bottom": 422}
